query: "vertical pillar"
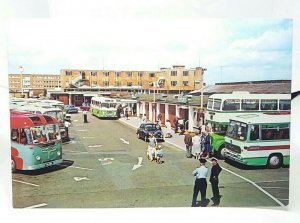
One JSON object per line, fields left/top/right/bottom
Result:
{"left": 142, "top": 101, "right": 146, "bottom": 116}
{"left": 165, "top": 104, "right": 169, "bottom": 122}
{"left": 156, "top": 102, "right": 160, "bottom": 117}
{"left": 188, "top": 106, "right": 194, "bottom": 132}
{"left": 69, "top": 94, "right": 71, "bottom": 105}
{"left": 149, "top": 102, "right": 153, "bottom": 122}
{"left": 176, "top": 104, "right": 179, "bottom": 117}
{"left": 137, "top": 102, "right": 140, "bottom": 117}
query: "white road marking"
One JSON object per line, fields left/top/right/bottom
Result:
{"left": 88, "top": 145, "right": 103, "bottom": 148}
{"left": 101, "top": 162, "right": 112, "bottom": 166}
{"left": 12, "top": 180, "right": 39, "bottom": 187}
{"left": 73, "top": 120, "right": 78, "bottom": 122}
{"left": 58, "top": 164, "right": 93, "bottom": 171}
{"left": 261, "top": 187, "right": 289, "bottom": 190}
{"left": 277, "top": 198, "right": 289, "bottom": 201}
{"left": 120, "top": 138, "right": 129, "bottom": 144}
{"left": 132, "top": 157, "right": 143, "bottom": 170}
{"left": 83, "top": 136, "right": 95, "bottom": 139}
{"left": 219, "top": 165, "right": 285, "bottom": 207}
{"left": 75, "top": 124, "right": 84, "bottom": 127}
{"left": 78, "top": 129, "right": 88, "bottom": 132}
{"left": 254, "top": 180, "right": 289, "bottom": 183}
{"left": 24, "top": 203, "right": 48, "bottom": 209}
{"left": 98, "top": 158, "right": 114, "bottom": 162}
{"left": 74, "top": 177, "right": 90, "bottom": 182}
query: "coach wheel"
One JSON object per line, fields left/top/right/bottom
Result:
{"left": 11, "top": 157, "right": 17, "bottom": 173}
{"left": 267, "top": 154, "right": 282, "bottom": 169}
{"left": 218, "top": 145, "right": 226, "bottom": 159}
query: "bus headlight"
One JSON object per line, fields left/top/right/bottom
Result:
{"left": 36, "top": 155, "right": 41, "bottom": 161}
{"left": 57, "top": 151, "right": 61, "bottom": 156}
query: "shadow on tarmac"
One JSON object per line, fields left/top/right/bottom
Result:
{"left": 14, "top": 159, "right": 74, "bottom": 176}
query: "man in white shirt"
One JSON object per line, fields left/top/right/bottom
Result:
{"left": 191, "top": 158, "right": 208, "bottom": 207}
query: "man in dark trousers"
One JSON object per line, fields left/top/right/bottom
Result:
{"left": 210, "top": 157, "right": 222, "bottom": 206}
{"left": 83, "top": 110, "right": 88, "bottom": 123}
{"left": 174, "top": 116, "right": 179, "bottom": 133}
{"left": 184, "top": 131, "right": 193, "bottom": 158}
{"left": 191, "top": 158, "right": 208, "bottom": 207}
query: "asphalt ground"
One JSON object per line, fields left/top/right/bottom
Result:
{"left": 12, "top": 112, "right": 289, "bottom": 208}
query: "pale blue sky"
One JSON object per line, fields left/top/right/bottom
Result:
{"left": 7, "top": 1, "right": 292, "bottom": 85}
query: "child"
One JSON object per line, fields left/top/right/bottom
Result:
{"left": 155, "top": 145, "right": 163, "bottom": 164}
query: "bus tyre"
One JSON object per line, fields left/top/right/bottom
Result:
{"left": 11, "top": 157, "right": 17, "bottom": 173}
{"left": 218, "top": 146, "right": 226, "bottom": 159}
{"left": 267, "top": 154, "right": 282, "bottom": 169}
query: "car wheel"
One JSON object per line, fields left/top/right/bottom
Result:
{"left": 137, "top": 133, "right": 140, "bottom": 139}
{"left": 267, "top": 154, "right": 282, "bottom": 169}
{"left": 218, "top": 145, "right": 226, "bottom": 159}
{"left": 144, "top": 136, "right": 148, "bottom": 142}
{"left": 11, "top": 157, "right": 17, "bottom": 173}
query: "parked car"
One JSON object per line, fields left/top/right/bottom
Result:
{"left": 64, "top": 105, "right": 79, "bottom": 114}
{"left": 136, "top": 123, "right": 164, "bottom": 142}
{"left": 80, "top": 105, "right": 90, "bottom": 111}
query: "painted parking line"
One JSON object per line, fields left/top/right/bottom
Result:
{"left": 254, "top": 180, "right": 289, "bottom": 183}
{"left": 58, "top": 164, "right": 93, "bottom": 171}
{"left": 83, "top": 137, "right": 95, "bottom": 139}
{"left": 12, "top": 180, "right": 39, "bottom": 187}
{"left": 24, "top": 203, "right": 48, "bottom": 209}
{"left": 261, "top": 187, "right": 289, "bottom": 190}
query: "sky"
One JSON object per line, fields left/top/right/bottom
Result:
{"left": 6, "top": 0, "right": 292, "bottom": 85}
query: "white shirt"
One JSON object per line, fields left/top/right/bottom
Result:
{"left": 193, "top": 165, "right": 208, "bottom": 179}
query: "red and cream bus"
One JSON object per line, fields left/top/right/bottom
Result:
{"left": 10, "top": 111, "right": 63, "bottom": 172}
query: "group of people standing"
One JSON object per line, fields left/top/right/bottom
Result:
{"left": 184, "top": 130, "right": 211, "bottom": 160}
{"left": 192, "top": 157, "right": 222, "bottom": 207}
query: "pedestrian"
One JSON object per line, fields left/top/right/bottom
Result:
{"left": 184, "top": 131, "right": 193, "bottom": 158}
{"left": 155, "top": 145, "right": 163, "bottom": 164}
{"left": 142, "top": 114, "right": 147, "bottom": 123}
{"left": 203, "top": 131, "right": 212, "bottom": 158}
{"left": 147, "top": 134, "right": 158, "bottom": 161}
{"left": 165, "top": 119, "right": 172, "bottom": 138}
{"left": 174, "top": 116, "right": 179, "bottom": 133}
{"left": 210, "top": 157, "right": 222, "bottom": 206}
{"left": 192, "top": 132, "right": 201, "bottom": 159}
{"left": 157, "top": 113, "right": 162, "bottom": 126}
{"left": 191, "top": 158, "right": 208, "bottom": 207}
{"left": 64, "top": 120, "right": 70, "bottom": 141}
{"left": 83, "top": 110, "right": 88, "bottom": 123}
{"left": 125, "top": 109, "right": 129, "bottom": 120}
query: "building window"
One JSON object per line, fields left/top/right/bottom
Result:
{"left": 103, "top": 81, "right": 109, "bottom": 86}
{"left": 183, "top": 81, "right": 189, "bottom": 86}
{"left": 171, "top": 81, "right": 177, "bottom": 86}
{"left": 149, "top": 72, "right": 155, "bottom": 77}
{"left": 92, "top": 81, "right": 97, "bottom": 85}
{"left": 127, "top": 82, "right": 132, "bottom": 86}
{"left": 183, "top": 71, "right": 189, "bottom": 76}
{"left": 66, "top": 71, "right": 72, "bottom": 76}
{"left": 115, "top": 72, "right": 121, "bottom": 77}
{"left": 75, "top": 95, "right": 82, "bottom": 101}
{"left": 115, "top": 81, "right": 121, "bottom": 86}
{"left": 127, "top": 72, "right": 132, "bottom": 77}
{"left": 91, "top": 71, "right": 97, "bottom": 76}
{"left": 138, "top": 81, "right": 143, "bottom": 86}
{"left": 171, "top": 71, "right": 177, "bottom": 76}
{"left": 104, "top": 72, "right": 109, "bottom": 77}
{"left": 138, "top": 72, "right": 144, "bottom": 77}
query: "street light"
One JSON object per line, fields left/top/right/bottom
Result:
{"left": 19, "top": 66, "right": 24, "bottom": 98}
{"left": 195, "top": 68, "right": 207, "bottom": 109}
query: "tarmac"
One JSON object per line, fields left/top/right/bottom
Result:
{"left": 118, "top": 116, "right": 187, "bottom": 151}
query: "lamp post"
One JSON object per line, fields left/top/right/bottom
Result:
{"left": 19, "top": 66, "right": 24, "bottom": 98}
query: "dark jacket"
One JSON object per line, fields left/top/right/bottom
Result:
{"left": 184, "top": 134, "right": 193, "bottom": 146}
{"left": 210, "top": 163, "right": 222, "bottom": 183}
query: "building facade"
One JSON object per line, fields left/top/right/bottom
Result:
{"left": 9, "top": 74, "right": 61, "bottom": 97}
{"left": 60, "top": 65, "right": 205, "bottom": 94}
